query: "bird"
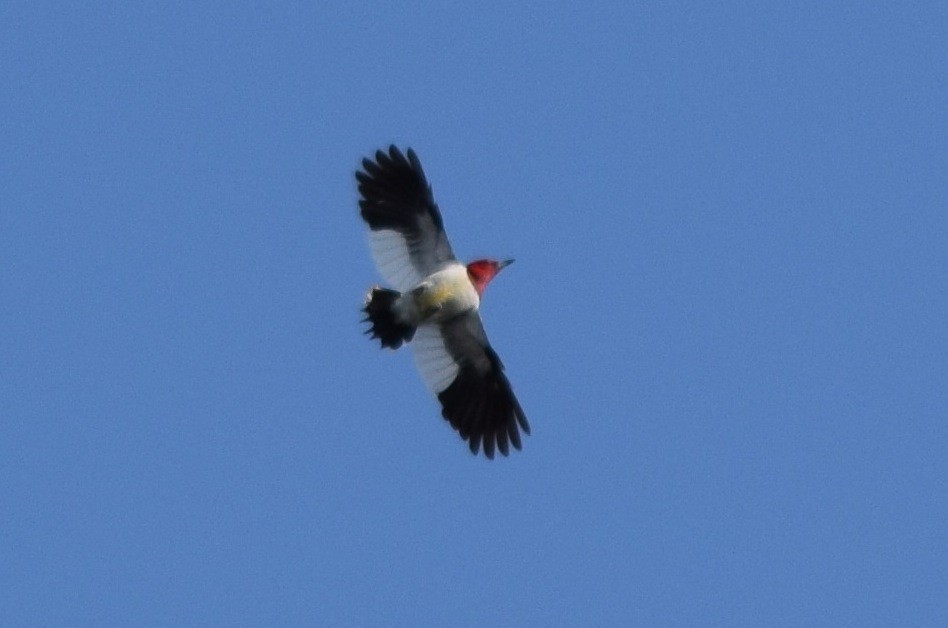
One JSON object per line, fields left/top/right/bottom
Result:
{"left": 356, "top": 145, "right": 530, "bottom": 459}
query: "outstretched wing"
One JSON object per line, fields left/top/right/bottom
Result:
{"left": 411, "top": 312, "right": 530, "bottom": 459}
{"left": 357, "top": 146, "right": 456, "bottom": 292}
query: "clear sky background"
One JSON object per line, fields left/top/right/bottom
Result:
{"left": 2, "top": 2, "right": 946, "bottom": 625}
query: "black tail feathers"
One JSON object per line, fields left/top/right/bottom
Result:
{"left": 362, "top": 288, "right": 416, "bottom": 349}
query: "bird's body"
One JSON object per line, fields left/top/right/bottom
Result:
{"left": 356, "top": 145, "right": 529, "bottom": 458}
{"left": 397, "top": 263, "right": 481, "bottom": 325}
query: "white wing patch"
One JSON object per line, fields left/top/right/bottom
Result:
{"left": 410, "top": 324, "right": 459, "bottom": 395}
{"left": 368, "top": 229, "right": 424, "bottom": 292}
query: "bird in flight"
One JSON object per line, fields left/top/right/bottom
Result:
{"left": 357, "top": 146, "right": 530, "bottom": 459}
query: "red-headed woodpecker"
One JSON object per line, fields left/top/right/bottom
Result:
{"left": 357, "top": 146, "right": 530, "bottom": 459}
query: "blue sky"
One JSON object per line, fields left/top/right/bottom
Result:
{"left": 2, "top": 2, "right": 946, "bottom": 625}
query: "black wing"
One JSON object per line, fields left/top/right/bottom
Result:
{"left": 357, "top": 146, "right": 456, "bottom": 291}
{"left": 412, "top": 311, "right": 530, "bottom": 459}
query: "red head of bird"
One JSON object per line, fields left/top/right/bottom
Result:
{"left": 466, "top": 258, "right": 514, "bottom": 296}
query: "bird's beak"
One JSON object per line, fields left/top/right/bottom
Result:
{"left": 498, "top": 259, "right": 515, "bottom": 270}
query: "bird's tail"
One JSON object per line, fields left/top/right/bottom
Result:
{"left": 363, "top": 288, "right": 416, "bottom": 349}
